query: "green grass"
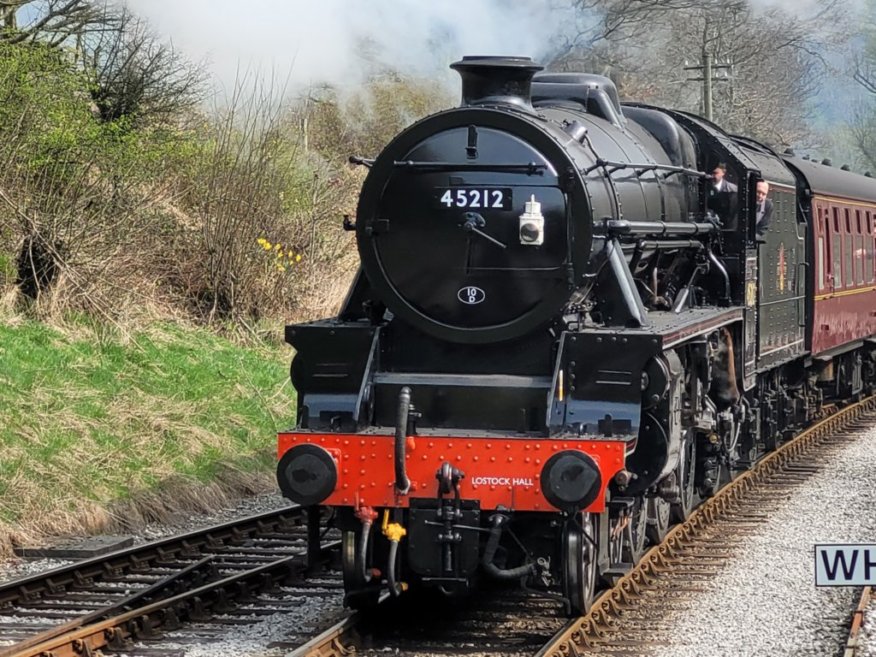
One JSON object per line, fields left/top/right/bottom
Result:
{"left": 0, "top": 318, "right": 294, "bottom": 528}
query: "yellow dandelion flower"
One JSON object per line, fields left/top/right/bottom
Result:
{"left": 263, "top": 240, "right": 272, "bottom": 251}
{"left": 295, "top": 254, "right": 302, "bottom": 262}
{"left": 274, "top": 243, "right": 282, "bottom": 251}
{"left": 277, "top": 264, "right": 286, "bottom": 272}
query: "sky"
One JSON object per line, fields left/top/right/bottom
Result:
{"left": 119, "top": 0, "right": 863, "bottom": 95}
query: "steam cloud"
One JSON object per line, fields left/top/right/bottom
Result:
{"left": 123, "top": 0, "right": 585, "bottom": 93}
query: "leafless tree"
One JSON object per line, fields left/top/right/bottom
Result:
{"left": 853, "top": 0, "right": 876, "bottom": 93}
{"left": 549, "top": 0, "right": 706, "bottom": 59}
{"left": 78, "top": 8, "right": 206, "bottom": 125}
{"left": 848, "top": 0, "right": 876, "bottom": 169}
{"left": 658, "top": 3, "right": 830, "bottom": 146}
{"left": 0, "top": 0, "right": 110, "bottom": 47}
{"left": 546, "top": 0, "right": 847, "bottom": 148}
{"left": 850, "top": 106, "right": 876, "bottom": 171}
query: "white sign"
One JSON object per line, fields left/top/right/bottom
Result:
{"left": 815, "top": 544, "right": 876, "bottom": 586}
{"left": 457, "top": 286, "right": 486, "bottom": 305}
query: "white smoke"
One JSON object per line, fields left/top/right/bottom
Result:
{"left": 122, "top": 0, "right": 585, "bottom": 93}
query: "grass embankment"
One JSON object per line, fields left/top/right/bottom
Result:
{"left": 0, "top": 318, "right": 293, "bottom": 556}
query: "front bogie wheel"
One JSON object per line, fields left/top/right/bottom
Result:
{"left": 623, "top": 496, "right": 648, "bottom": 564}
{"left": 561, "top": 512, "right": 598, "bottom": 616}
{"left": 646, "top": 496, "right": 671, "bottom": 545}
{"left": 341, "top": 529, "right": 380, "bottom": 610}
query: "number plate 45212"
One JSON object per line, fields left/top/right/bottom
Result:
{"left": 436, "top": 188, "right": 512, "bottom": 210}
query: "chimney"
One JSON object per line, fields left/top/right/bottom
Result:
{"left": 450, "top": 56, "right": 543, "bottom": 114}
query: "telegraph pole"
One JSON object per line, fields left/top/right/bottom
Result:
{"left": 684, "top": 50, "right": 731, "bottom": 122}
{"left": 703, "top": 52, "right": 713, "bottom": 121}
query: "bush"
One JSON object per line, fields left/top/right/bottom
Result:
{"left": 0, "top": 38, "right": 449, "bottom": 327}
{"left": 0, "top": 42, "right": 199, "bottom": 316}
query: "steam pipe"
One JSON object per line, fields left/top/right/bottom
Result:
{"left": 708, "top": 249, "right": 731, "bottom": 306}
{"left": 583, "top": 158, "right": 709, "bottom": 179}
{"left": 638, "top": 239, "right": 704, "bottom": 250}
{"left": 394, "top": 387, "right": 412, "bottom": 495}
{"left": 629, "top": 240, "right": 645, "bottom": 273}
{"left": 607, "top": 238, "right": 648, "bottom": 327}
{"left": 672, "top": 268, "right": 701, "bottom": 313}
{"left": 605, "top": 219, "right": 717, "bottom": 236}
{"left": 393, "top": 161, "right": 547, "bottom": 173}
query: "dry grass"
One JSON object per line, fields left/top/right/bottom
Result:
{"left": 287, "top": 248, "right": 360, "bottom": 322}
{"left": 0, "top": 464, "right": 275, "bottom": 558}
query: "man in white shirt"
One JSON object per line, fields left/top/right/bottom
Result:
{"left": 711, "top": 163, "right": 738, "bottom": 194}
{"left": 708, "top": 163, "right": 739, "bottom": 229}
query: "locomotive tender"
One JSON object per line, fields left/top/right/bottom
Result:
{"left": 276, "top": 56, "right": 876, "bottom": 614}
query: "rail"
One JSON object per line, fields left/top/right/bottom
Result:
{"left": 537, "top": 395, "right": 876, "bottom": 656}
{"left": 0, "top": 505, "right": 346, "bottom": 657}
{"left": 844, "top": 586, "right": 873, "bottom": 657}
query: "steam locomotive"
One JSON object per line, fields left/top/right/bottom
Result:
{"left": 276, "top": 56, "right": 876, "bottom": 614}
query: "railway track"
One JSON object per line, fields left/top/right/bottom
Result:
{"left": 3, "top": 397, "right": 871, "bottom": 657}
{"left": 292, "top": 591, "right": 568, "bottom": 657}
{"left": 0, "top": 506, "right": 345, "bottom": 657}
{"left": 845, "top": 586, "right": 872, "bottom": 657}
{"left": 538, "top": 396, "right": 876, "bottom": 657}
{"left": 297, "top": 396, "right": 876, "bottom": 657}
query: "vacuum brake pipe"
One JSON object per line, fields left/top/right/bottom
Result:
{"left": 387, "top": 539, "right": 405, "bottom": 596}
{"left": 382, "top": 512, "right": 408, "bottom": 597}
{"left": 395, "top": 387, "right": 412, "bottom": 494}
{"left": 482, "top": 514, "right": 536, "bottom": 580}
{"left": 354, "top": 506, "right": 378, "bottom": 585}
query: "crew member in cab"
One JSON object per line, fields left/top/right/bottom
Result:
{"left": 708, "top": 163, "right": 739, "bottom": 230}
{"left": 755, "top": 180, "right": 774, "bottom": 237}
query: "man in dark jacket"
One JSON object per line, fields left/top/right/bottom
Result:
{"left": 755, "top": 180, "right": 774, "bottom": 236}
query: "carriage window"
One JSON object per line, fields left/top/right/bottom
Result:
{"left": 818, "top": 236, "right": 825, "bottom": 291}
{"left": 868, "top": 233, "right": 875, "bottom": 284}
{"left": 832, "top": 213, "right": 842, "bottom": 288}
{"left": 868, "top": 211, "right": 876, "bottom": 284}
{"left": 845, "top": 208, "right": 855, "bottom": 287}
{"left": 852, "top": 211, "right": 863, "bottom": 285}
{"left": 815, "top": 208, "right": 824, "bottom": 291}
